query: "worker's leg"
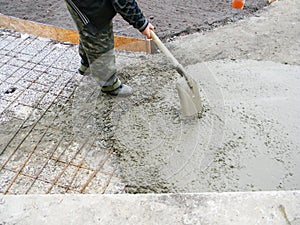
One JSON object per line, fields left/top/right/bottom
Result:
{"left": 65, "top": 1, "right": 132, "bottom": 96}
{"left": 78, "top": 42, "right": 90, "bottom": 75}
{"left": 65, "top": 1, "right": 90, "bottom": 74}
{"left": 79, "top": 22, "right": 119, "bottom": 88}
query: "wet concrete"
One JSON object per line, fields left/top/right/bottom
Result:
{"left": 70, "top": 0, "right": 300, "bottom": 193}
{"left": 93, "top": 60, "right": 300, "bottom": 193}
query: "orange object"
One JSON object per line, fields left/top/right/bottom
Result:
{"left": 0, "top": 13, "right": 154, "bottom": 53}
{"left": 232, "top": 0, "right": 245, "bottom": 9}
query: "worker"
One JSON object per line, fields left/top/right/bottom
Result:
{"left": 65, "top": 0, "right": 154, "bottom": 96}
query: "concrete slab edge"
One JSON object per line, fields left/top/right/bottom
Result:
{"left": 1, "top": 191, "right": 300, "bottom": 224}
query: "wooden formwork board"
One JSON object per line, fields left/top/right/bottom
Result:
{"left": 0, "top": 13, "right": 153, "bottom": 53}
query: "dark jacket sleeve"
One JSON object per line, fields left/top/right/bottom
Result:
{"left": 111, "top": 0, "right": 149, "bottom": 31}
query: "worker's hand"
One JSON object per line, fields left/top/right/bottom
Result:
{"left": 141, "top": 23, "right": 154, "bottom": 39}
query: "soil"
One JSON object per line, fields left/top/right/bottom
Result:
{"left": 0, "top": 0, "right": 269, "bottom": 40}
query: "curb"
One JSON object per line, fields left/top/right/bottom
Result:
{"left": 1, "top": 191, "right": 299, "bottom": 224}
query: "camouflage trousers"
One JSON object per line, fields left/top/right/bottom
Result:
{"left": 65, "top": 1, "right": 120, "bottom": 88}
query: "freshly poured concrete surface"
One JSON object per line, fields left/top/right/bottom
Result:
{"left": 110, "top": 0, "right": 300, "bottom": 193}
{"left": 1, "top": 191, "right": 300, "bottom": 224}
{"left": 113, "top": 60, "right": 300, "bottom": 193}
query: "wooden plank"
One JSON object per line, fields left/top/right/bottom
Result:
{"left": 0, "top": 13, "right": 153, "bottom": 53}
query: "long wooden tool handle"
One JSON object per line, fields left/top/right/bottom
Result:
{"left": 150, "top": 30, "right": 180, "bottom": 68}
{"left": 150, "top": 30, "right": 193, "bottom": 88}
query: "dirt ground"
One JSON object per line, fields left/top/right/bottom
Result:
{"left": 0, "top": 0, "right": 268, "bottom": 39}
